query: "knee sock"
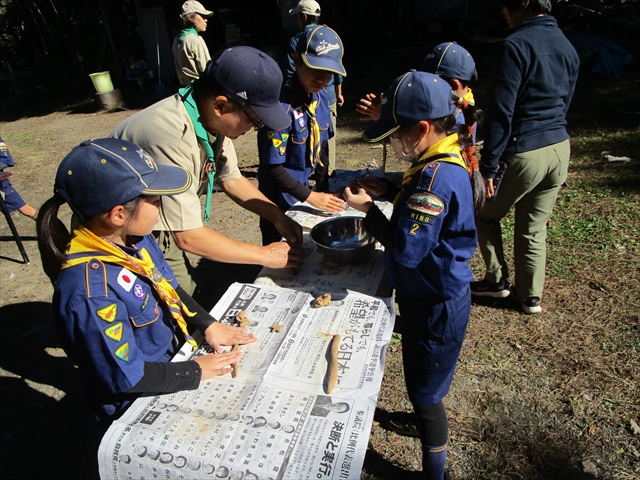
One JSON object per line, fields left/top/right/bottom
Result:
{"left": 415, "top": 402, "right": 449, "bottom": 480}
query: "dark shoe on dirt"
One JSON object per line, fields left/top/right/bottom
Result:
{"left": 521, "top": 296, "right": 542, "bottom": 314}
{"left": 385, "top": 411, "right": 420, "bottom": 437}
{"left": 470, "top": 279, "right": 510, "bottom": 298}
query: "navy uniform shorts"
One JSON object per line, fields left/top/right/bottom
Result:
{"left": 398, "top": 285, "right": 471, "bottom": 406}
{"left": 0, "top": 176, "right": 27, "bottom": 213}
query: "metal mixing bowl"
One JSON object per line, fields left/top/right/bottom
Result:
{"left": 310, "top": 216, "right": 376, "bottom": 264}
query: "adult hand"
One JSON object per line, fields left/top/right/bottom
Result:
{"left": 261, "top": 241, "right": 305, "bottom": 270}
{"left": 343, "top": 185, "right": 374, "bottom": 213}
{"left": 354, "top": 175, "right": 388, "bottom": 196}
{"left": 275, "top": 213, "right": 303, "bottom": 246}
{"left": 485, "top": 177, "right": 495, "bottom": 198}
{"left": 337, "top": 93, "right": 345, "bottom": 107}
{"left": 195, "top": 350, "right": 242, "bottom": 380}
{"left": 307, "top": 191, "right": 346, "bottom": 212}
{"left": 356, "top": 93, "right": 382, "bottom": 122}
{"left": 204, "top": 322, "right": 257, "bottom": 353}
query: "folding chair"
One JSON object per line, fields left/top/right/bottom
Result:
{"left": 0, "top": 172, "right": 30, "bottom": 264}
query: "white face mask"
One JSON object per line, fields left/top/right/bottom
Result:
{"left": 390, "top": 127, "right": 421, "bottom": 163}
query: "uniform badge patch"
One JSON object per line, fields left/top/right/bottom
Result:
{"left": 133, "top": 283, "right": 145, "bottom": 300}
{"left": 293, "top": 108, "right": 304, "bottom": 119}
{"left": 298, "top": 118, "right": 305, "bottom": 128}
{"left": 115, "top": 343, "right": 130, "bottom": 362}
{"left": 97, "top": 303, "right": 118, "bottom": 323}
{"left": 141, "top": 293, "right": 150, "bottom": 311}
{"left": 407, "top": 193, "right": 445, "bottom": 216}
{"left": 117, "top": 268, "right": 136, "bottom": 292}
{"left": 281, "top": 133, "right": 289, "bottom": 142}
{"left": 272, "top": 138, "right": 283, "bottom": 148}
{"left": 279, "top": 146, "right": 286, "bottom": 156}
{"left": 104, "top": 322, "right": 124, "bottom": 342}
{"left": 267, "top": 131, "right": 274, "bottom": 140}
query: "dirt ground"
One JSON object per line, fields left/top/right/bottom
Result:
{"left": 1, "top": 78, "right": 639, "bottom": 480}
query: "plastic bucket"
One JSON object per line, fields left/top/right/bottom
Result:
{"left": 89, "top": 71, "right": 114, "bottom": 94}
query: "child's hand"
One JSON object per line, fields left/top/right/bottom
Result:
{"left": 204, "top": 322, "right": 257, "bottom": 352}
{"left": 343, "top": 185, "right": 374, "bottom": 213}
{"left": 195, "top": 350, "right": 243, "bottom": 380}
{"left": 356, "top": 93, "right": 382, "bottom": 122}
{"left": 356, "top": 175, "right": 388, "bottom": 196}
{"left": 307, "top": 191, "right": 345, "bottom": 213}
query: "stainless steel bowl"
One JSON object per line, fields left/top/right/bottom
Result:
{"left": 310, "top": 216, "right": 375, "bottom": 264}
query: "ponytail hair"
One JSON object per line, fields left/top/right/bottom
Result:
{"left": 36, "top": 193, "right": 70, "bottom": 284}
{"left": 432, "top": 113, "right": 486, "bottom": 216}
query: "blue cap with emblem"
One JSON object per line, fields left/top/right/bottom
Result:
{"left": 363, "top": 70, "right": 456, "bottom": 143}
{"left": 204, "top": 46, "right": 291, "bottom": 131}
{"left": 296, "top": 25, "right": 346, "bottom": 76}
{"left": 418, "top": 42, "right": 477, "bottom": 82}
{"left": 55, "top": 138, "right": 192, "bottom": 220}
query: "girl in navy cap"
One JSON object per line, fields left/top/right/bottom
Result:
{"left": 344, "top": 71, "right": 484, "bottom": 480}
{"left": 36, "top": 138, "right": 255, "bottom": 424}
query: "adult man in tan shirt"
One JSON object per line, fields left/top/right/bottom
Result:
{"left": 111, "top": 47, "right": 304, "bottom": 298}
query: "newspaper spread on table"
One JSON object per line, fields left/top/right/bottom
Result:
{"left": 98, "top": 282, "right": 396, "bottom": 480}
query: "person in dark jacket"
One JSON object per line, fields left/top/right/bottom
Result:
{"left": 471, "top": 0, "right": 579, "bottom": 314}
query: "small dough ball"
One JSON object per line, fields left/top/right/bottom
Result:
{"left": 314, "top": 293, "right": 331, "bottom": 308}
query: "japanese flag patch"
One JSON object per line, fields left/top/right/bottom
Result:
{"left": 117, "top": 268, "right": 136, "bottom": 292}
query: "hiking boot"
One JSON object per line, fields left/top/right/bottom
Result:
{"left": 470, "top": 279, "right": 511, "bottom": 298}
{"left": 385, "top": 411, "right": 420, "bottom": 437}
{"left": 521, "top": 296, "right": 542, "bottom": 314}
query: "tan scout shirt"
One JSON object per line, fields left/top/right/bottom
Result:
{"left": 109, "top": 94, "right": 241, "bottom": 231}
{"left": 172, "top": 33, "right": 211, "bottom": 86}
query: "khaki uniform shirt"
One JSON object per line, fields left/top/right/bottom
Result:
{"left": 110, "top": 94, "right": 241, "bottom": 231}
{"left": 172, "top": 33, "right": 211, "bottom": 86}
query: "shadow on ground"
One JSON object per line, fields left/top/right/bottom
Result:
{"left": 0, "top": 301, "right": 101, "bottom": 479}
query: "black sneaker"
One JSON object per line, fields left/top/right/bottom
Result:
{"left": 521, "top": 296, "right": 542, "bottom": 314}
{"left": 470, "top": 279, "right": 510, "bottom": 298}
{"left": 385, "top": 411, "right": 420, "bottom": 437}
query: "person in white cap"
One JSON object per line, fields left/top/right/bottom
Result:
{"left": 172, "top": 1, "right": 214, "bottom": 86}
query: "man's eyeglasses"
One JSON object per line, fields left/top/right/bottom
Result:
{"left": 226, "top": 96, "right": 265, "bottom": 131}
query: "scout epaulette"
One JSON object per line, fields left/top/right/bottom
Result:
{"left": 63, "top": 227, "right": 198, "bottom": 350}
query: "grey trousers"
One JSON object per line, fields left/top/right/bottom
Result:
{"left": 328, "top": 102, "right": 337, "bottom": 171}
{"left": 477, "top": 139, "right": 570, "bottom": 301}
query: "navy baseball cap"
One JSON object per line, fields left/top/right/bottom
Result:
{"left": 363, "top": 71, "right": 456, "bottom": 143}
{"left": 205, "top": 46, "right": 291, "bottom": 131}
{"left": 296, "top": 25, "right": 346, "bottom": 76}
{"left": 55, "top": 138, "right": 192, "bottom": 220}
{"left": 419, "top": 42, "right": 477, "bottom": 82}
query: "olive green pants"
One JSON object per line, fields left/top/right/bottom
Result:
{"left": 153, "top": 230, "right": 202, "bottom": 298}
{"left": 477, "top": 139, "right": 570, "bottom": 301}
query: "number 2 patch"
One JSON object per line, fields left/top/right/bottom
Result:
{"left": 409, "top": 223, "right": 420, "bottom": 236}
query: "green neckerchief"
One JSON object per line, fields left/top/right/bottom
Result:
{"left": 179, "top": 27, "right": 197, "bottom": 41}
{"left": 179, "top": 84, "right": 216, "bottom": 223}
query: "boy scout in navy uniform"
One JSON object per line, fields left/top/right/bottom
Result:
{"left": 257, "top": 25, "right": 346, "bottom": 245}
{"left": 345, "top": 71, "right": 483, "bottom": 480}
{"left": 284, "top": 0, "right": 344, "bottom": 176}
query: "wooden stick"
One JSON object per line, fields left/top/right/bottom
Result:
{"left": 326, "top": 334, "right": 340, "bottom": 394}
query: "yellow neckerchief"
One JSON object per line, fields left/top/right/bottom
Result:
{"left": 463, "top": 87, "right": 475, "bottom": 105}
{"left": 62, "top": 227, "right": 197, "bottom": 350}
{"left": 305, "top": 98, "right": 323, "bottom": 167}
{"left": 394, "top": 133, "right": 468, "bottom": 206}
